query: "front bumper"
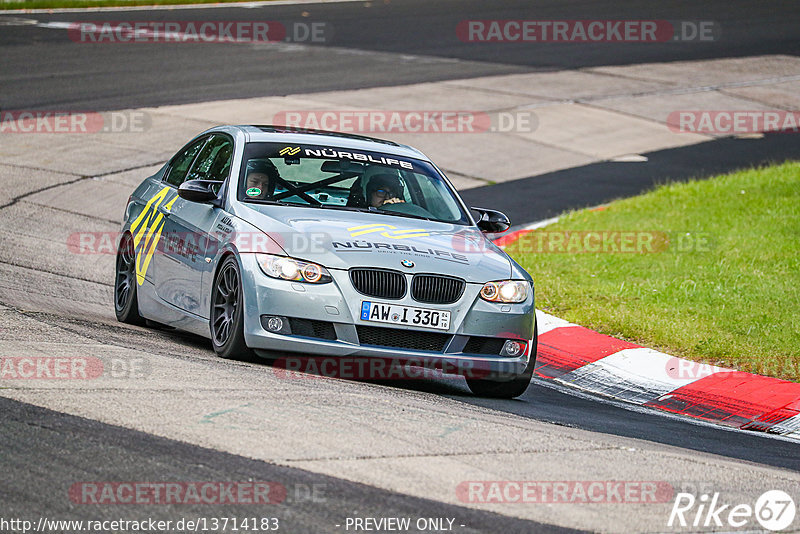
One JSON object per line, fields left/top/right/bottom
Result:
{"left": 238, "top": 254, "right": 536, "bottom": 379}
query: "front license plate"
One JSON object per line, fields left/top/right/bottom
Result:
{"left": 360, "top": 301, "right": 450, "bottom": 331}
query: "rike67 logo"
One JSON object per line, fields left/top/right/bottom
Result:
{"left": 669, "top": 490, "right": 796, "bottom": 531}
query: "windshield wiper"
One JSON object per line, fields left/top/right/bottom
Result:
{"left": 247, "top": 200, "right": 368, "bottom": 213}
{"left": 242, "top": 199, "right": 283, "bottom": 205}
{"left": 245, "top": 200, "right": 438, "bottom": 222}
{"left": 370, "top": 209, "right": 433, "bottom": 222}
{"left": 312, "top": 204, "right": 434, "bottom": 221}
{"left": 311, "top": 204, "right": 374, "bottom": 214}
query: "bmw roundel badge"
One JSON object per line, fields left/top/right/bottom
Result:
{"left": 401, "top": 259, "right": 415, "bottom": 268}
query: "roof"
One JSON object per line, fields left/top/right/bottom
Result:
{"left": 253, "top": 125, "right": 401, "bottom": 146}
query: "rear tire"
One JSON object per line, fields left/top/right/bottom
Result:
{"left": 210, "top": 256, "right": 254, "bottom": 361}
{"left": 114, "top": 233, "right": 145, "bottom": 325}
{"left": 466, "top": 323, "right": 538, "bottom": 399}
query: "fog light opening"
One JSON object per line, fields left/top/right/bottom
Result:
{"left": 501, "top": 340, "right": 526, "bottom": 357}
{"left": 265, "top": 316, "right": 285, "bottom": 332}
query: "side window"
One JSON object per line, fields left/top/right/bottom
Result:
{"left": 164, "top": 137, "right": 206, "bottom": 187}
{"left": 185, "top": 135, "right": 234, "bottom": 186}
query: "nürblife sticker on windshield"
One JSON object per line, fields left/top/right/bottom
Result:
{"left": 286, "top": 147, "right": 414, "bottom": 170}
{"left": 246, "top": 187, "right": 262, "bottom": 197}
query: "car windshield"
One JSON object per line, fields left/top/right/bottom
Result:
{"left": 238, "top": 142, "right": 470, "bottom": 224}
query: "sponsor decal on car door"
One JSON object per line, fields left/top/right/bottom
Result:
{"left": 130, "top": 186, "right": 177, "bottom": 286}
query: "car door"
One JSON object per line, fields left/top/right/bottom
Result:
{"left": 155, "top": 134, "right": 233, "bottom": 317}
{"left": 132, "top": 136, "right": 205, "bottom": 293}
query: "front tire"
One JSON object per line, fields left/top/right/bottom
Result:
{"left": 114, "top": 233, "right": 144, "bottom": 325}
{"left": 466, "top": 323, "right": 538, "bottom": 399}
{"left": 210, "top": 256, "right": 254, "bottom": 360}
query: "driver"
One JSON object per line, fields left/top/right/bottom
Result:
{"left": 366, "top": 173, "right": 405, "bottom": 208}
{"left": 245, "top": 160, "right": 279, "bottom": 200}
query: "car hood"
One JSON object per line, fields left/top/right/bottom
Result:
{"left": 235, "top": 204, "right": 512, "bottom": 282}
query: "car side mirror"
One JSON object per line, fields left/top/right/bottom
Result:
{"left": 472, "top": 207, "right": 511, "bottom": 233}
{"left": 178, "top": 180, "right": 219, "bottom": 203}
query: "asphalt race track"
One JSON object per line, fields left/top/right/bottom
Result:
{"left": 1, "top": 0, "right": 799, "bottom": 111}
{"left": 0, "top": 397, "right": 574, "bottom": 534}
{"left": 461, "top": 132, "right": 800, "bottom": 225}
{"left": 1, "top": 1, "right": 800, "bottom": 533}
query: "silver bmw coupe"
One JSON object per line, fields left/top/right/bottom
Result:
{"left": 115, "top": 126, "right": 536, "bottom": 397}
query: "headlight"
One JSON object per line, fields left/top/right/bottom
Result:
{"left": 256, "top": 254, "right": 332, "bottom": 284}
{"left": 480, "top": 280, "right": 529, "bottom": 303}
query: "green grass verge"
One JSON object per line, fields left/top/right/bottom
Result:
{"left": 508, "top": 161, "right": 800, "bottom": 381}
{"left": 0, "top": 0, "right": 266, "bottom": 10}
